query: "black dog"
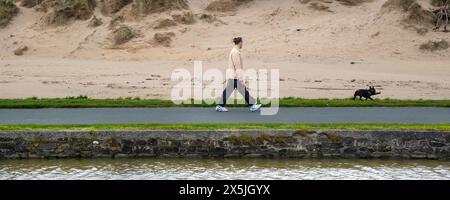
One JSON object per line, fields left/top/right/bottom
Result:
{"left": 353, "top": 86, "right": 381, "bottom": 100}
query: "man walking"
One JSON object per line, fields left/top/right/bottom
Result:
{"left": 216, "top": 37, "right": 262, "bottom": 112}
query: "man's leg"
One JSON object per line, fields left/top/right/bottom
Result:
{"left": 219, "top": 79, "right": 236, "bottom": 107}
{"left": 236, "top": 79, "right": 256, "bottom": 106}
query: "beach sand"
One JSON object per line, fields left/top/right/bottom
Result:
{"left": 1, "top": 0, "right": 449, "bottom": 99}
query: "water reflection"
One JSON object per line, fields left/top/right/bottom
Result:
{"left": 1, "top": 159, "right": 449, "bottom": 180}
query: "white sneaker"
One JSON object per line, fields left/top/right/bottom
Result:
{"left": 249, "top": 104, "right": 262, "bottom": 112}
{"left": 215, "top": 105, "right": 229, "bottom": 112}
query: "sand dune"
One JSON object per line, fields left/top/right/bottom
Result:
{"left": 0, "top": 0, "right": 449, "bottom": 99}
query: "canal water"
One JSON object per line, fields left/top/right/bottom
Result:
{"left": 1, "top": 159, "right": 449, "bottom": 180}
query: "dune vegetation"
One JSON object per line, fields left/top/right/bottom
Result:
{"left": 420, "top": 39, "right": 449, "bottom": 51}
{"left": 0, "top": 0, "right": 18, "bottom": 27}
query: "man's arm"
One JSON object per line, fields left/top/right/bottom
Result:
{"left": 233, "top": 51, "right": 243, "bottom": 80}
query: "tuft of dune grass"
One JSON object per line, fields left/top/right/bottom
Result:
{"left": 430, "top": 0, "right": 448, "bottom": 7}
{"left": 0, "top": 0, "right": 18, "bottom": 28}
{"left": 382, "top": 0, "right": 434, "bottom": 25}
{"left": 43, "top": 0, "right": 96, "bottom": 25}
{"left": 419, "top": 39, "right": 449, "bottom": 51}
{"left": 112, "top": 25, "right": 135, "bottom": 45}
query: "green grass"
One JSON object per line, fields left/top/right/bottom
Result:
{"left": 0, "top": 0, "right": 18, "bottom": 27}
{"left": 431, "top": 0, "right": 448, "bottom": 7}
{"left": 1, "top": 124, "right": 449, "bottom": 131}
{"left": 1, "top": 97, "right": 450, "bottom": 108}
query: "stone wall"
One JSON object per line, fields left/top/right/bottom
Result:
{"left": 0, "top": 130, "right": 449, "bottom": 159}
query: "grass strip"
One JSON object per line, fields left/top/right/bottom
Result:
{"left": 1, "top": 97, "right": 450, "bottom": 108}
{"left": 1, "top": 124, "right": 449, "bottom": 131}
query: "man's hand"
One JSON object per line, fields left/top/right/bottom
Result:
{"left": 240, "top": 79, "right": 248, "bottom": 87}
